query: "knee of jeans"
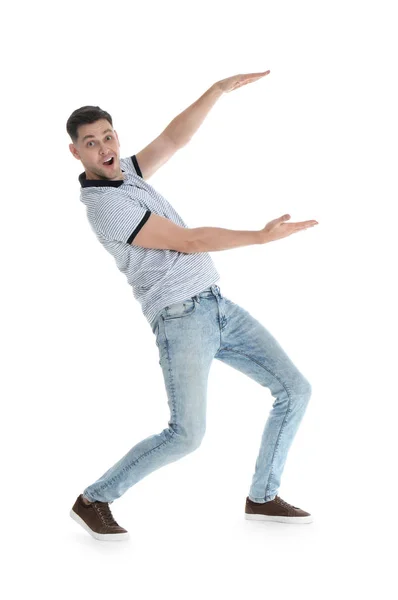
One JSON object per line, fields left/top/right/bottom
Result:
{"left": 288, "top": 374, "right": 312, "bottom": 399}
{"left": 176, "top": 428, "right": 205, "bottom": 452}
{"left": 298, "top": 377, "right": 312, "bottom": 400}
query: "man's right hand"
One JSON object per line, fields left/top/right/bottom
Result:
{"left": 259, "top": 214, "right": 319, "bottom": 244}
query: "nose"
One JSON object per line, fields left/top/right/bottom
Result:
{"left": 99, "top": 148, "right": 113, "bottom": 161}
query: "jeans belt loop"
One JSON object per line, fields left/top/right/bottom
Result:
{"left": 212, "top": 284, "right": 221, "bottom": 297}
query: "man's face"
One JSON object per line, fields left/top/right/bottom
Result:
{"left": 69, "top": 118, "right": 123, "bottom": 180}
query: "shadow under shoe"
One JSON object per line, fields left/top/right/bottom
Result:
{"left": 245, "top": 495, "right": 313, "bottom": 524}
{"left": 70, "top": 494, "right": 130, "bottom": 541}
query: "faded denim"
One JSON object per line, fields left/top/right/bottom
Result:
{"left": 83, "top": 284, "right": 312, "bottom": 504}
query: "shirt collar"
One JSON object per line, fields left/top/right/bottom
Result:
{"left": 79, "top": 170, "right": 126, "bottom": 188}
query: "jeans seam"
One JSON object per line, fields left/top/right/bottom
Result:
{"left": 92, "top": 431, "right": 177, "bottom": 495}
{"left": 217, "top": 347, "right": 292, "bottom": 499}
{"left": 266, "top": 405, "right": 292, "bottom": 498}
{"left": 212, "top": 293, "right": 223, "bottom": 354}
{"left": 163, "top": 320, "right": 177, "bottom": 424}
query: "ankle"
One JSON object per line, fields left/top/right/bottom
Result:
{"left": 82, "top": 495, "right": 92, "bottom": 505}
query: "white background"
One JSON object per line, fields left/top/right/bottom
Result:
{"left": 2, "top": 0, "right": 397, "bottom": 597}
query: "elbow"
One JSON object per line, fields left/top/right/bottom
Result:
{"left": 182, "top": 229, "right": 199, "bottom": 254}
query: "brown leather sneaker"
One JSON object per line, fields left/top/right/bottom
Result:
{"left": 70, "top": 494, "right": 130, "bottom": 541}
{"left": 245, "top": 495, "right": 313, "bottom": 524}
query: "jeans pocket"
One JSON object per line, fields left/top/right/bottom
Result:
{"left": 163, "top": 297, "right": 197, "bottom": 321}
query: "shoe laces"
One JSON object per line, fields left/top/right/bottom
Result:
{"left": 94, "top": 502, "right": 119, "bottom": 527}
{"left": 274, "top": 496, "right": 299, "bottom": 510}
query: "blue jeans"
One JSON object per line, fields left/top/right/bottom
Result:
{"left": 83, "top": 284, "right": 312, "bottom": 504}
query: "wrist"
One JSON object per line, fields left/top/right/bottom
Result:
{"left": 256, "top": 230, "right": 267, "bottom": 244}
{"left": 212, "top": 82, "right": 224, "bottom": 97}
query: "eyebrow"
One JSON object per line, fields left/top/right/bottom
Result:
{"left": 82, "top": 128, "right": 113, "bottom": 143}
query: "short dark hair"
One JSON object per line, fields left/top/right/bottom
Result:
{"left": 66, "top": 105, "right": 113, "bottom": 144}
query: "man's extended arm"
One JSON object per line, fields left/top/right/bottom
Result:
{"left": 162, "top": 72, "right": 270, "bottom": 147}
{"left": 162, "top": 84, "right": 224, "bottom": 147}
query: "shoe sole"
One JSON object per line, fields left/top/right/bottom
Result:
{"left": 245, "top": 513, "right": 313, "bottom": 524}
{"left": 70, "top": 509, "right": 130, "bottom": 541}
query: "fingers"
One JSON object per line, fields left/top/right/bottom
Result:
{"left": 271, "top": 215, "right": 319, "bottom": 234}
{"left": 242, "top": 70, "right": 271, "bottom": 83}
{"left": 279, "top": 215, "right": 318, "bottom": 226}
{"left": 296, "top": 222, "right": 318, "bottom": 231}
{"left": 282, "top": 218, "right": 319, "bottom": 233}
{"left": 247, "top": 70, "right": 270, "bottom": 77}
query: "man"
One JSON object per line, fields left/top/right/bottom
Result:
{"left": 67, "top": 70, "right": 319, "bottom": 541}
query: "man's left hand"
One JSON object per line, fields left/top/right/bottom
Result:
{"left": 215, "top": 70, "right": 270, "bottom": 94}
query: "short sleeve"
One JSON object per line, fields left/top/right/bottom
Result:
{"left": 120, "top": 155, "right": 143, "bottom": 178}
{"left": 95, "top": 193, "right": 151, "bottom": 244}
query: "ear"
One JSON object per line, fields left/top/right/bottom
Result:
{"left": 69, "top": 143, "right": 80, "bottom": 160}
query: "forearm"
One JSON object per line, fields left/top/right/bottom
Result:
{"left": 187, "top": 226, "right": 262, "bottom": 253}
{"left": 163, "top": 84, "right": 224, "bottom": 147}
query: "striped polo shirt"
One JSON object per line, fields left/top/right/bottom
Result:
{"left": 78, "top": 155, "right": 220, "bottom": 329}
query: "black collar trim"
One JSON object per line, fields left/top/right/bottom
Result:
{"left": 79, "top": 170, "right": 126, "bottom": 188}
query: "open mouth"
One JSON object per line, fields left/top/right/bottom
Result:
{"left": 103, "top": 156, "right": 114, "bottom": 167}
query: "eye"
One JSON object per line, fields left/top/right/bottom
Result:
{"left": 87, "top": 135, "right": 112, "bottom": 147}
